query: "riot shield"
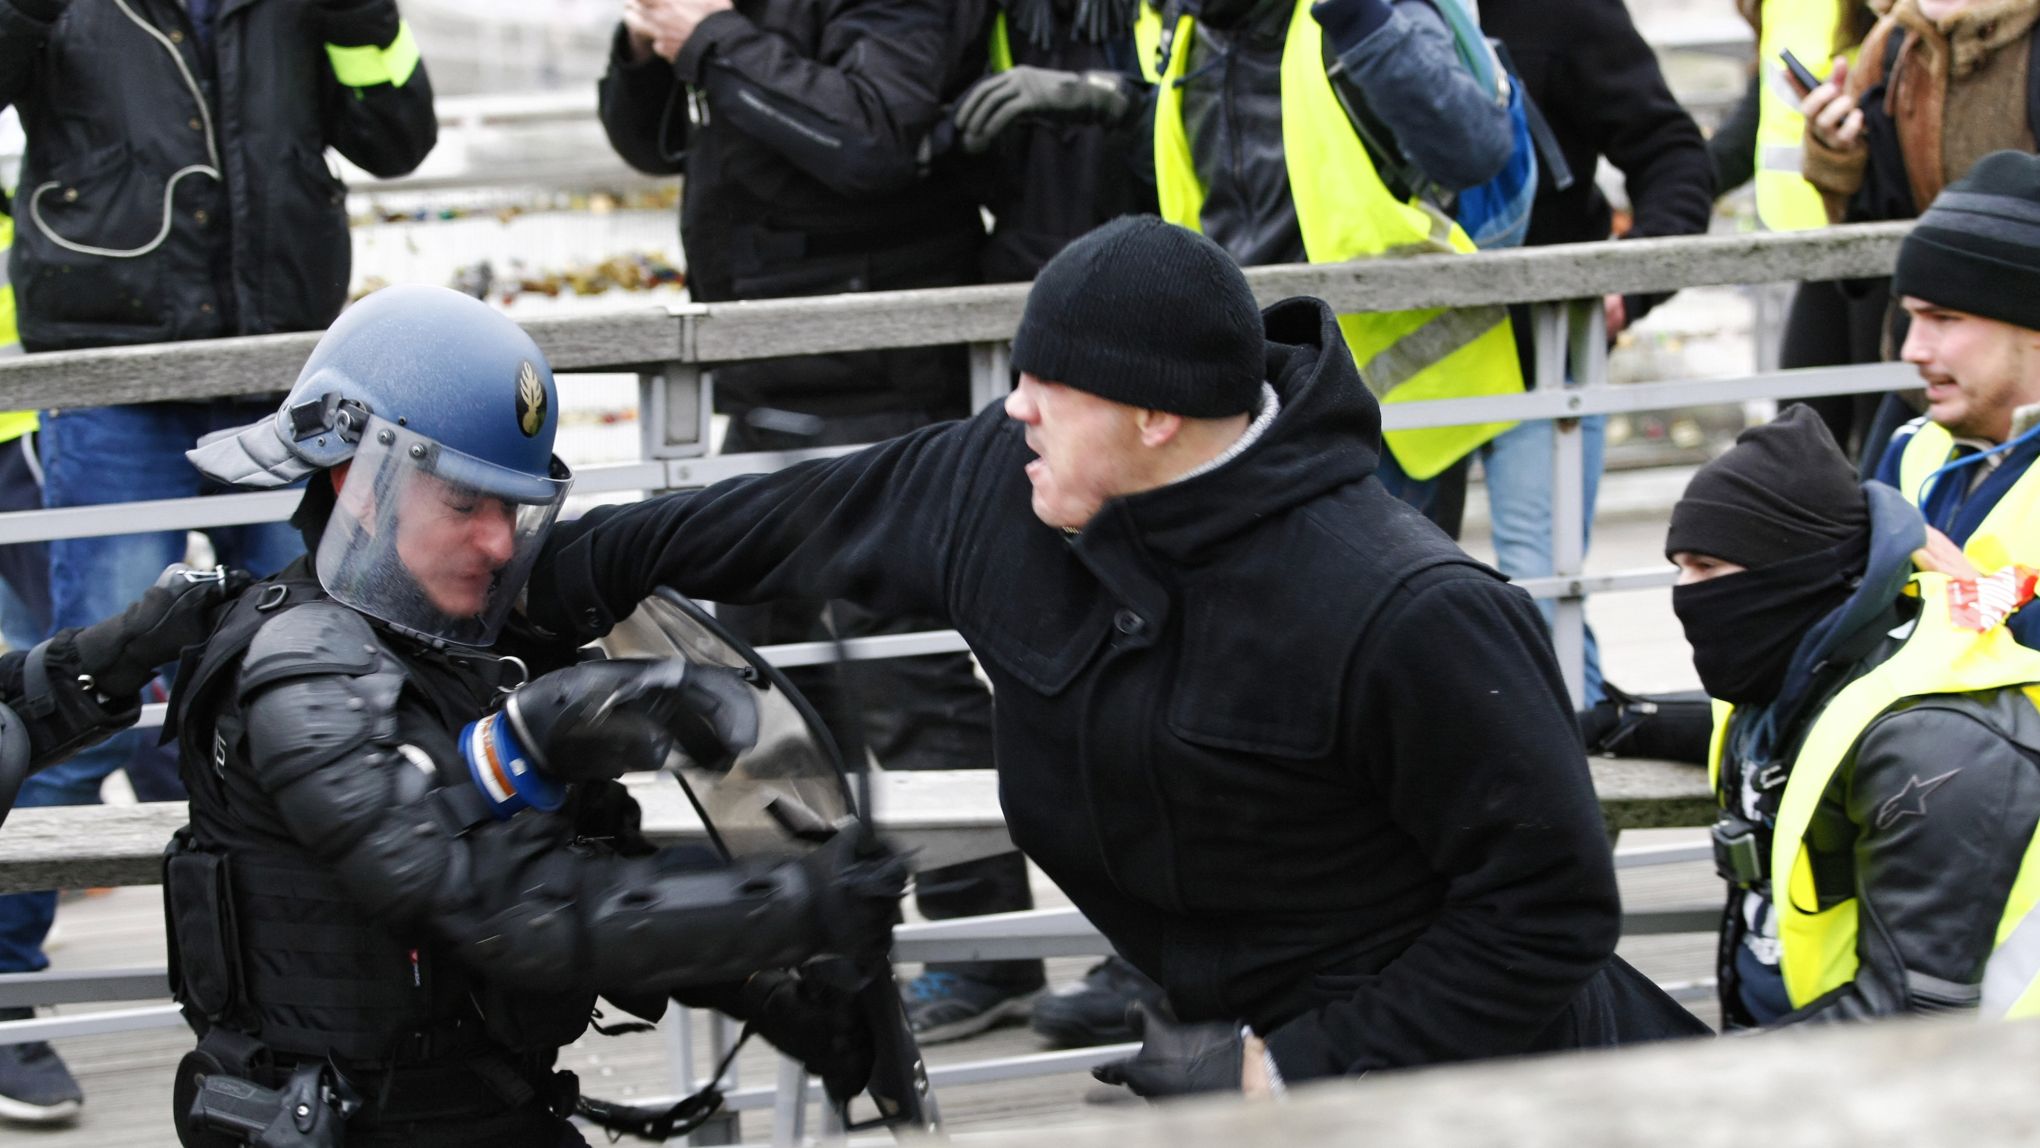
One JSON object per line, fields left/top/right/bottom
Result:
{"left": 602, "top": 588, "right": 941, "bottom": 1136}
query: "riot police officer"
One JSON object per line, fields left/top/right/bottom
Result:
{"left": 171, "top": 285, "right": 903, "bottom": 1147}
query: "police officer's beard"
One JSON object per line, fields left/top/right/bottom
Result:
{"left": 1670, "top": 537, "right": 1865, "bottom": 706}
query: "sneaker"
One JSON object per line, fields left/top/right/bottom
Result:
{"left": 901, "top": 972, "right": 1043, "bottom": 1044}
{"left": 0, "top": 1010, "right": 83, "bottom": 1126}
{"left": 1030, "top": 957, "right": 1167, "bottom": 1048}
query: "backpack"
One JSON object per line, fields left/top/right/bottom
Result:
{"left": 1332, "top": 0, "right": 1573, "bottom": 249}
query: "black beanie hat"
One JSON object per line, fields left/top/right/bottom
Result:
{"left": 1010, "top": 216, "right": 1264, "bottom": 418}
{"left": 1893, "top": 149, "right": 2040, "bottom": 331}
{"left": 1665, "top": 405, "right": 1869, "bottom": 569}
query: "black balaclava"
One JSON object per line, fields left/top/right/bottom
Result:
{"left": 1666, "top": 406, "right": 1871, "bottom": 705}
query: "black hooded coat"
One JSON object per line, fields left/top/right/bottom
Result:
{"left": 534, "top": 297, "right": 1705, "bottom": 1077}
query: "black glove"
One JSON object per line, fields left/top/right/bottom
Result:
{"left": 952, "top": 66, "right": 1133, "bottom": 153}
{"left": 799, "top": 822, "right": 908, "bottom": 969}
{"left": 1092, "top": 1003, "right": 1244, "bottom": 1098}
{"left": 738, "top": 969, "right": 876, "bottom": 1105}
{"left": 73, "top": 565, "right": 250, "bottom": 699}
{"left": 504, "top": 657, "right": 757, "bottom": 783}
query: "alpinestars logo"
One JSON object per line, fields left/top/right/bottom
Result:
{"left": 1874, "top": 769, "right": 1961, "bottom": 830}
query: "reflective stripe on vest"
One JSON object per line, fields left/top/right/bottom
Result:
{"left": 325, "top": 20, "right": 421, "bottom": 90}
{"left": 1755, "top": 0, "right": 1842, "bottom": 232}
{"left": 1148, "top": 1, "right": 1523, "bottom": 479}
{"left": 1896, "top": 420, "right": 2040, "bottom": 574}
{"left": 990, "top": 10, "right": 1014, "bottom": 74}
{"left": 1711, "top": 576, "right": 2040, "bottom": 1011}
{"left": 1134, "top": 4, "right": 1164, "bottom": 85}
{"left": 0, "top": 210, "right": 30, "bottom": 443}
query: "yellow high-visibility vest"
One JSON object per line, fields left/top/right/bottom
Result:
{"left": 1144, "top": 0, "right": 1523, "bottom": 478}
{"left": 0, "top": 208, "right": 33, "bottom": 445}
{"left": 1709, "top": 576, "right": 2040, "bottom": 1016}
{"left": 1895, "top": 421, "right": 2040, "bottom": 574}
{"left": 1756, "top": 0, "right": 1848, "bottom": 231}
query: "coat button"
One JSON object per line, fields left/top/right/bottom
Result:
{"left": 1113, "top": 609, "right": 1146, "bottom": 636}
{"left": 194, "top": 209, "right": 209, "bottom": 224}
{"left": 62, "top": 187, "right": 78, "bottom": 202}
{"left": 188, "top": 117, "right": 202, "bottom": 131}
{"left": 169, "top": 29, "right": 184, "bottom": 43}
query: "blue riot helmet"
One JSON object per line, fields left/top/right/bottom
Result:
{"left": 189, "top": 285, "right": 573, "bottom": 647}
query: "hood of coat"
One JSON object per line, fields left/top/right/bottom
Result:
{"left": 1094, "top": 296, "right": 1383, "bottom": 562}
{"left": 1888, "top": 0, "right": 2040, "bottom": 78}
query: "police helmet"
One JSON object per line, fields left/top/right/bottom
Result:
{"left": 190, "top": 286, "right": 574, "bottom": 646}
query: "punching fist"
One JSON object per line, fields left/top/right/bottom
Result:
{"left": 504, "top": 657, "right": 758, "bottom": 783}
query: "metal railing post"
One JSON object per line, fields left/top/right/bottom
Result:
{"left": 1528, "top": 303, "right": 1584, "bottom": 707}
{"left": 1552, "top": 298, "right": 1609, "bottom": 709}
{"left": 969, "top": 340, "right": 1012, "bottom": 412}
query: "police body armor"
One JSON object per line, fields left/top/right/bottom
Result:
{"left": 163, "top": 563, "right": 593, "bottom": 1142}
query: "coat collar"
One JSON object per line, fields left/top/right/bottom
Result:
{"left": 1887, "top": 0, "right": 2040, "bottom": 78}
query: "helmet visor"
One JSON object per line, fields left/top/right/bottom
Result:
{"left": 317, "top": 416, "right": 572, "bottom": 647}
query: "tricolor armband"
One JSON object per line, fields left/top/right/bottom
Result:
{"left": 460, "top": 710, "right": 565, "bottom": 820}
{"left": 326, "top": 21, "right": 422, "bottom": 90}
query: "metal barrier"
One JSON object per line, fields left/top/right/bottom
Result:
{"left": 0, "top": 220, "right": 1916, "bottom": 707}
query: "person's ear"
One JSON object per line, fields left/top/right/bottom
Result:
{"left": 1136, "top": 408, "right": 1184, "bottom": 449}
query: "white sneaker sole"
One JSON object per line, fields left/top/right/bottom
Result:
{"left": 913, "top": 988, "right": 1045, "bottom": 1045}
{"left": 0, "top": 1092, "right": 82, "bottom": 1125}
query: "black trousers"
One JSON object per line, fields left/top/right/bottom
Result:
{"left": 1779, "top": 277, "right": 1895, "bottom": 466}
{"left": 719, "top": 407, "right": 1042, "bottom": 989}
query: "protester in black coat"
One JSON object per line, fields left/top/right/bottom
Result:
{"left": 533, "top": 219, "right": 1708, "bottom": 1088}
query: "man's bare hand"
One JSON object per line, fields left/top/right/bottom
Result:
{"left": 1241, "top": 1033, "right": 1275, "bottom": 1099}
{"left": 1802, "top": 56, "right": 1864, "bottom": 153}
{"left": 623, "top": 0, "right": 734, "bottom": 62}
{"left": 1914, "top": 525, "right": 1983, "bottom": 580}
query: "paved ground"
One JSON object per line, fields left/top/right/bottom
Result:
{"left": 0, "top": 482, "right": 1722, "bottom": 1146}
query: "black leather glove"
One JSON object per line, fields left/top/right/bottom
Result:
{"left": 73, "top": 565, "right": 250, "bottom": 699}
{"left": 1092, "top": 1003, "right": 1244, "bottom": 1098}
{"left": 799, "top": 823, "right": 908, "bottom": 969}
{"left": 739, "top": 969, "right": 876, "bottom": 1105}
{"left": 952, "top": 66, "right": 1133, "bottom": 153}
{"left": 505, "top": 657, "right": 757, "bottom": 783}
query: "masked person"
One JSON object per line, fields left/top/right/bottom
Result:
{"left": 527, "top": 218, "right": 1707, "bottom": 1097}
{"left": 1672, "top": 405, "right": 2040, "bottom": 1025}
{"left": 166, "top": 285, "right": 905, "bottom": 1147}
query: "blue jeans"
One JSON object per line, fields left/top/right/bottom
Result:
{"left": 1479, "top": 416, "right": 1607, "bottom": 706}
{"left": 0, "top": 402, "right": 302, "bottom": 974}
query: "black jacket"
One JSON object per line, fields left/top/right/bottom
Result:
{"left": 534, "top": 297, "right": 1701, "bottom": 1078}
{"left": 0, "top": 0, "right": 436, "bottom": 351}
{"left": 597, "top": 1, "right": 992, "bottom": 416}
{"left": 1479, "top": 0, "right": 1714, "bottom": 340}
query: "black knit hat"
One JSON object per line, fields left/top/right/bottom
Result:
{"left": 1665, "top": 405, "right": 1869, "bottom": 569}
{"left": 1010, "top": 216, "right": 1264, "bottom": 418}
{"left": 1893, "top": 149, "right": 2040, "bottom": 331}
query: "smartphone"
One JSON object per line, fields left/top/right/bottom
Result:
{"left": 1779, "top": 48, "right": 1822, "bottom": 97}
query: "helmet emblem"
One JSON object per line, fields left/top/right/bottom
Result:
{"left": 515, "top": 361, "right": 546, "bottom": 438}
